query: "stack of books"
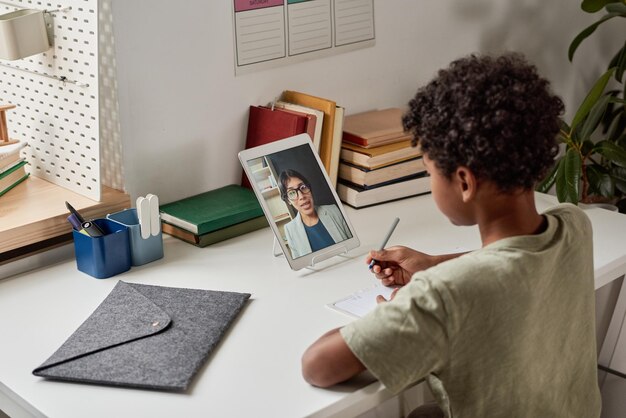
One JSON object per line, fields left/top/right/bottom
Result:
{"left": 159, "top": 184, "right": 268, "bottom": 247}
{"left": 336, "top": 108, "right": 430, "bottom": 208}
{"left": 0, "top": 141, "right": 29, "bottom": 198}
{"left": 241, "top": 90, "right": 345, "bottom": 188}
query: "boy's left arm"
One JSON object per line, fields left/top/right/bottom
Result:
{"left": 302, "top": 327, "right": 365, "bottom": 387}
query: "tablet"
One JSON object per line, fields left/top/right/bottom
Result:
{"left": 238, "top": 134, "right": 360, "bottom": 270}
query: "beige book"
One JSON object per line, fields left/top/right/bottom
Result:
{"left": 339, "top": 157, "right": 425, "bottom": 187}
{"left": 337, "top": 175, "right": 431, "bottom": 208}
{"left": 343, "top": 108, "right": 408, "bottom": 147}
{"left": 341, "top": 140, "right": 422, "bottom": 170}
{"left": 281, "top": 90, "right": 336, "bottom": 175}
{"left": 274, "top": 101, "right": 324, "bottom": 153}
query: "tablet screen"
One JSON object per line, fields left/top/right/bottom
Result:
{"left": 239, "top": 134, "right": 360, "bottom": 270}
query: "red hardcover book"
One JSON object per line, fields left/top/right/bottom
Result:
{"left": 241, "top": 106, "right": 308, "bottom": 189}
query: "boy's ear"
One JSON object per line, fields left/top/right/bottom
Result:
{"left": 455, "top": 166, "right": 477, "bottom": 203}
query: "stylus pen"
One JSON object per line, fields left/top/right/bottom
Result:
{"left": 65, "top": 201, "right": 85, "bottom": 224}
{"left": 369, "top": 217, "right": 400, "bottom": 270}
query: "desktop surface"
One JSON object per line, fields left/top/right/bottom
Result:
{"left": 0, "top": 193, "right": 625, "bottom": 418}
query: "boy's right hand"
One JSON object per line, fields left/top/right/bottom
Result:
{"left": 366, "top": 246, "right": 436, "bottom": 287}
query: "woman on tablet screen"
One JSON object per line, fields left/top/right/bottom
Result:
{"left": 279, "top": 169, "right": 351, "bottom": 258}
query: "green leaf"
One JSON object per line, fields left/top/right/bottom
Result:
{"left": 565, "top": 148, "right": 582, "bottom": 203}
{"left": 556, "top": 149, "right": 581, "bottom": 203}
{"left": 586, "top": 165, "right": 601, "bottom": 194}
{"left": 582, "top": 139, "right": 595, "bottom": 156}
{"left": 571, "top": 68, "right": 616, "bottom": 134}
{"left": 595, "top": 140, "right": 626, "bottom": 167}
{"left": 613, "top": 166, "right": 626, "bottom": 194}
{"left": 582, "top": 0, "right": 619, "bottom": 13}
{"left": 587, "top": 165, "right": 614, "bottom": 197}
{"left": 555, "top": 157, "right": 568, "bottom": 202}
{"left": 557, "top": 132, "right": 570, "bottom": 144}
{"left": 612, "top": 41, "right": 626, "bottom": 82}
{"left": 615, "top": 178, "right": 626, "bottom": 194}
{"left": 580, "top": 95, "right": 612, "bottom": 141}
{"left": 599, "top": 174, "right": 615, "bottom": 197}
{"left": 606, "top": 111, "right": 625, "bottom": 141}
{"left": 606, "top": 3, "right": 626, "bottom": 13}
{"left": 536, "top": 160, "right": 559, "bottom": 193}
{"left": 568, "top": 13, "right": 623, "bottom": 61}
{"left": 612, "top": 165, "right": 626, "bottom": 182}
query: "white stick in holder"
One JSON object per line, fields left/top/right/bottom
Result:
{"left": 146, "top": 194, "right": 161, "bottom": 236}
{"left": 136, "top": 196, "right": 151, "bottom": 239}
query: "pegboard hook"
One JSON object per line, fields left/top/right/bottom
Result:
{"left": 44, "top": 7, "right": 71, "bottom": 14}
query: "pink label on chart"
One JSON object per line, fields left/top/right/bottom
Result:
{"left": 234, "top": 0, "right": 284, "bottom": 12}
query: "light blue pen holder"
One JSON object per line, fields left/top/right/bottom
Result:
{"left": 106, "top": 208, "right": 164, "bottom": 266}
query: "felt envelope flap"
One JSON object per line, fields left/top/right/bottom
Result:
{"left": 33, "top": 281, "right": 171, "bottom": 373}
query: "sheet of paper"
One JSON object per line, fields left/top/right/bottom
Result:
{"left": 328, "top": 283, "right": 397, "bottom": 318}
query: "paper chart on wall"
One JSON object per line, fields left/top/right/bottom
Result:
{"left": 233, "top": 0, "right": 375, "bottom": 75}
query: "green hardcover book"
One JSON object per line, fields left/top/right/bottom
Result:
{"left": 0, "top": 160, "right": 29, "bottom": 197}
{"left": 159, "top": 185, "right": 264, "bottom": 235}
{"left": 162, "top": 216, "right": 268, "bottom": 247}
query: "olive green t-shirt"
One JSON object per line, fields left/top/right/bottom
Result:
{"left": 341, "top": 204, "right": 601, "bottom": 417}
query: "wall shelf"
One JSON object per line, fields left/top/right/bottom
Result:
{"left": 0, "top": 176, "right": 130, "bottom": 261}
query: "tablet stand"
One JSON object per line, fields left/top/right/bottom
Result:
{"left": 308, "top": 245, "right": 349, "bottom": 270}
{"left": 272, "top": 236, "right": 283, "bottom": 258}
{"left": 272, "top": 237, "right": 352, "bottom": 271}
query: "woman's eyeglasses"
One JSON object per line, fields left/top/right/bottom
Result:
{"left": 286, "top": 184, "right": 311, "bottom": 201}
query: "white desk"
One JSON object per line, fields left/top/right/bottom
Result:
{"left": 1, "top": 193, "right": 625, "bottom": 418}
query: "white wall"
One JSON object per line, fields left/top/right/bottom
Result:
{"left": 111, "top": 0, "right": 622, "bottom": 204}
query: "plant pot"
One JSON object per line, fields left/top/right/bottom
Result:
{"left": 0, "top": 9, "right": 50, "bottom": 60}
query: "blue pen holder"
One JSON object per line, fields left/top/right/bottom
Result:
{"left": 106, "top": 208, "right": 164, "bottom": 266}
{"left": 73, "top": 218, "right": 131, "bottom": 279}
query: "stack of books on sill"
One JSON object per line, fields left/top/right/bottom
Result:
{"left": 336, "top": 108, "right": 430, "bottom": 208}
{"left": 0, "top": 141, "right": 29, "bottom": 198}
{"left": 241, "top": 90, "right": 345, "bottom": 188}
{"left": 159, "top": 184, "right": 268, "bottom": 247}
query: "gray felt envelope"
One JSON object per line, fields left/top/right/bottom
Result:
{"left": 33, "top": 281, "right": 250, "bottom": 391}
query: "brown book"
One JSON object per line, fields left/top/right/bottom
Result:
{"left": 339, "top": 157, "right": 426, "bottom": 187}
{"left": 342, "top": 108, "right": 409, "bottom": 147}
{"left": 340, "top": 140, "right": 422, "bottom": 170}
{"left": 281, "top": 90, "right": 336, "bottom": 175}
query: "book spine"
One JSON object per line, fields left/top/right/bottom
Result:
{"left": 342, "top": 131, "right": 367, "bottom": 147}
{"left": 339, "top": 148, "right": 369, "bottom": 167}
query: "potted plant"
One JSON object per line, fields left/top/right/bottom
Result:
{"left": 537, "top": 0, "right": 626, "bottom": 211}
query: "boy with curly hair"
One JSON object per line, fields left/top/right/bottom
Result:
{"left": 301, "top": 53, "right": 602, "bottom": 417}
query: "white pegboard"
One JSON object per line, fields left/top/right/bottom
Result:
{"left": 0, "top": 0, "right": 102, "bottom": 200}
{"left": 98, "top": 0, "right": 124, "bottom": 192}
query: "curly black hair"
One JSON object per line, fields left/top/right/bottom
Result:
{"left": 403, "top": 53, "right": 564, "bottom": 192}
